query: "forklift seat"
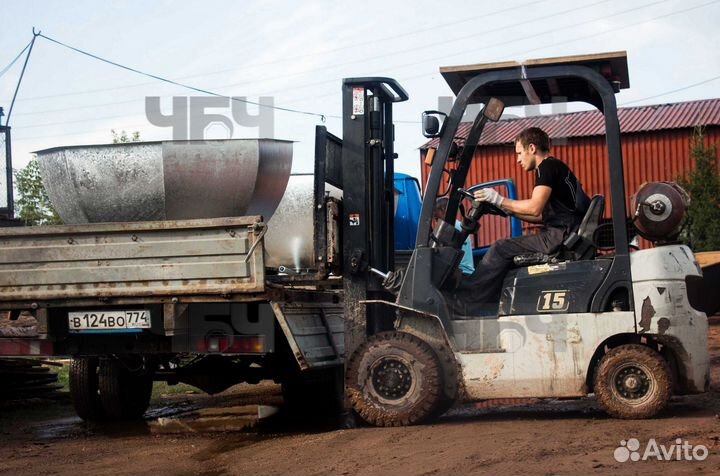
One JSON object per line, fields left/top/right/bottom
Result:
{"left": 562, "top": 195, "right": 605, "bottom": 260}
{"left": 512, "top": 195, "right": 605, "bottom": 266}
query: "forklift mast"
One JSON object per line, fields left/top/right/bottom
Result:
{"left": 340, "top": 78, "right": 409, "bottom": 358}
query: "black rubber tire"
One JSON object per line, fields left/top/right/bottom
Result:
{"left": 346, "top": 331, "right": 443, "bottom": 427}
{"left": 69, "top": 357, "right": 105, "bottom": 421}
{"left": 594, "top": 344, "right": 672, "bottom": 419}
{"left": 98, "top": 358, "right": 153, "bottom": 420}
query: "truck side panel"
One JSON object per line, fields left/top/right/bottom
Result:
{"left": 0, "top": 217, "right": 265, "bottom": 303}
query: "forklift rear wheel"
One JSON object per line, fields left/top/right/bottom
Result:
{"left": 69, "top": 357, "right": 105, "bottom": 421}
{"left": 98, "top": 358, "right": 154, "bottom": 420}
{"left": 346, "top": 331, "right": 443, "bottom": 427}
{"left": 594, "top": 344, "right": 672, "bottom": 419}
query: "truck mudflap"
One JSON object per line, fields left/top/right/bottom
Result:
{"left": 271, "top": 300, "right": 344, "bottom": 370}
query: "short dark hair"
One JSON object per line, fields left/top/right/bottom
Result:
{"left": 514, "top": 127, "right": 550, "bottom": 153}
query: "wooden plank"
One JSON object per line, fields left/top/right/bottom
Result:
{"left": 439, "top": 51, "right": 627, "bottom": 74}
{"left": 695, "top": 251, "right": 720, "bottom": 268}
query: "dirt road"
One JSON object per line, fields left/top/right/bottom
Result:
{"left": 1, "top": 320, "right": 719, "bottom": 476}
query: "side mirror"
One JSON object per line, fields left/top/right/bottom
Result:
{"left": 421, "top": 110, "right": 447, "bottom": 138}
{"left": 483, "top": 98, "right": 505, "bottom": 122}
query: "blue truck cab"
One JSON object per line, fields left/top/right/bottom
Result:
{"left": 393, "top": 174, "right": 522, "bottom": 261}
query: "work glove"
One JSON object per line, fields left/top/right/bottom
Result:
{"left": 473, "top": 188, "right": 505, "bottom": 208}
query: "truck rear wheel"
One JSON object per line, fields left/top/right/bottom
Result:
{"left": 594, "top": 344, "right": 672, "bottom": 419}
{"left": 98, "top": 358, "right": 153, "bottom": 420}
{"left": 69, "top": 357, "right": 105, "bottom": 421}
{"left": 346, "top": 331, "right": 443, "bottom": 427}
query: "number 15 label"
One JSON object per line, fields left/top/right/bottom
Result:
{"left": 537, "top": 290, "right": 570, "bottom": 312}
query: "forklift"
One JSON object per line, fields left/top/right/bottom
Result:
{"left": 334, "top": 52, "right": 709, "bottom": 426}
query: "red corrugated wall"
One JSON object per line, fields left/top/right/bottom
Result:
{"left": 420, "top": 127, "right": 720, "bottom": 247}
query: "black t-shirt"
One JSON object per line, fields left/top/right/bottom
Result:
{"left": 535, "top": 157, "right": 582, "bottom": 228}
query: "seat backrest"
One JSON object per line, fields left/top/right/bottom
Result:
{"left": 515, "top": 195, "right": 605, "bottom": 266}
{"left": 577, "top": 195, "right": 605, "bottom": 241}
{"left": 560, "top": 195, "right": 605, "bottom": 261}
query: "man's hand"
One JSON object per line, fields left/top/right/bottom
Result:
{"left": 473, "top": 188, "right": 505, "bottom": 208}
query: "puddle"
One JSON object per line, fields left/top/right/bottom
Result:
{"left": 31, "top": 401, "right": 201, "bottom": 440}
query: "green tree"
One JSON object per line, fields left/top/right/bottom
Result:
{"left": 14, "top": 157, "right": 62, "bottom": 225}
{"left": 111, "top": 129, "right": 141, "bottom": 143}
{"left": 678, "top": 127, "right": 720, "bottom": 251}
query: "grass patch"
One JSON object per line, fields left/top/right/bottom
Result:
{"left": 152, "top": 381, "right": 199, "bottom": 401}
{"left": 53, "top": 361, "right": 69, "bottom": 391}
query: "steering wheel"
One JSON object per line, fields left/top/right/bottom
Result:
{"left": 456, "top": 188, "right": 507, "bottom": 218}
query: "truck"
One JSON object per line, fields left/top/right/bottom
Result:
{"left": 0, "top": 51, "right": 710, "bottom": 426}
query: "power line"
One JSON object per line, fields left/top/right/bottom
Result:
{"left": 144, "top": 0, "right": 622, "bottom": 100}
{"left": 11, "top": 97, "right": 141, "bottom": 116}
{"left": 37, "top": 33, "right": 329, "bottom": 121}
{"left": 255, "top": 0, "right": 667, "bottom": 99}
{"left": 620, "top": 74, "right": 720, "bottom": 105}
{"left": 2, "top": 0, "right": 550, "bottom": 104}
{"left": 279, "top": 0, "right": 717, "bottom": 106}
{"left": 7, "top": 30, "right": 41, "bottom": 125}
{"left": 0, "top": 40, "right": 32, "bottom": 79}
{"left": 498, "top": 0, "right": 720, "bottom": 61}
{"left": 12, "top": 0, "right": 649, "bottom": 119}
{"left": 178, "top": 0, "right": 553, "bottom": 76}
{"left": 15, "top": 111, "right": 149, "bottom": 129}
{"left": 12, "top": 0, "right": 720, "bottom": 139}
{"left": 14, "top": 123, "right": 150, "bottom": 141}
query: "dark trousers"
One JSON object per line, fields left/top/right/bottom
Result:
{"left": 457, "top": 226, "right": 566, "bottom": 304}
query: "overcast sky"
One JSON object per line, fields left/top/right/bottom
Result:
{"left": 1, "top": 0, "right": 719, "bottom": 181}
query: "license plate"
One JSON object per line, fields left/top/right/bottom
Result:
{"left": 68, "top": 310, "right": 151, "bottom": 332}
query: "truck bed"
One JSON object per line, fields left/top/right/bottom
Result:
{"left": 0, "top": 216, "right": 266, "bottom": 306}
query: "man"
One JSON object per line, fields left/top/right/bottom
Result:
{"left": 434, "top": 197, "right": 474, "bottom": 275}
{"left": 458, "top": 127, "right": 589, "bottom": 304}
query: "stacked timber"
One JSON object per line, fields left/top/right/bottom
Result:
{"left": 0, "top": 358, "right": 62, "bottom": 400}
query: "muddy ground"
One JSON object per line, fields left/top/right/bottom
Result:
{"left": 1, "top": 320, "right": 720, "bottom": 476}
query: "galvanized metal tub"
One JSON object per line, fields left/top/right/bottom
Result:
{"left": 35, "top": 139, "right": 293, "bottom": 223}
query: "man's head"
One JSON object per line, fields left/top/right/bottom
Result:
{"left": 434, "top": 197, "right": 449, "bottom": 221}
{"left": 514, "top": 127, "right": 550, "bottom": 172}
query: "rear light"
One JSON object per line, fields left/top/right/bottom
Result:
{"left": 196, "top": 335, "right": 265, "bottom": 354}
{"left": 0, "top": 339, "right": 54, "bottom": 356}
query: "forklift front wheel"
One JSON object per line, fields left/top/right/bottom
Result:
{"left": 594, "top": 344, "right": 672, "bottom": 419}
{"left": 346, "top": 331, "right": 443, "bottom": 427}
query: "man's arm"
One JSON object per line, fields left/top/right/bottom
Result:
{"left": 510, "top": 210, "right": 544, "bottom": 223}
{"left": 500, "top": 185, "right": 551, "bottom": 223}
